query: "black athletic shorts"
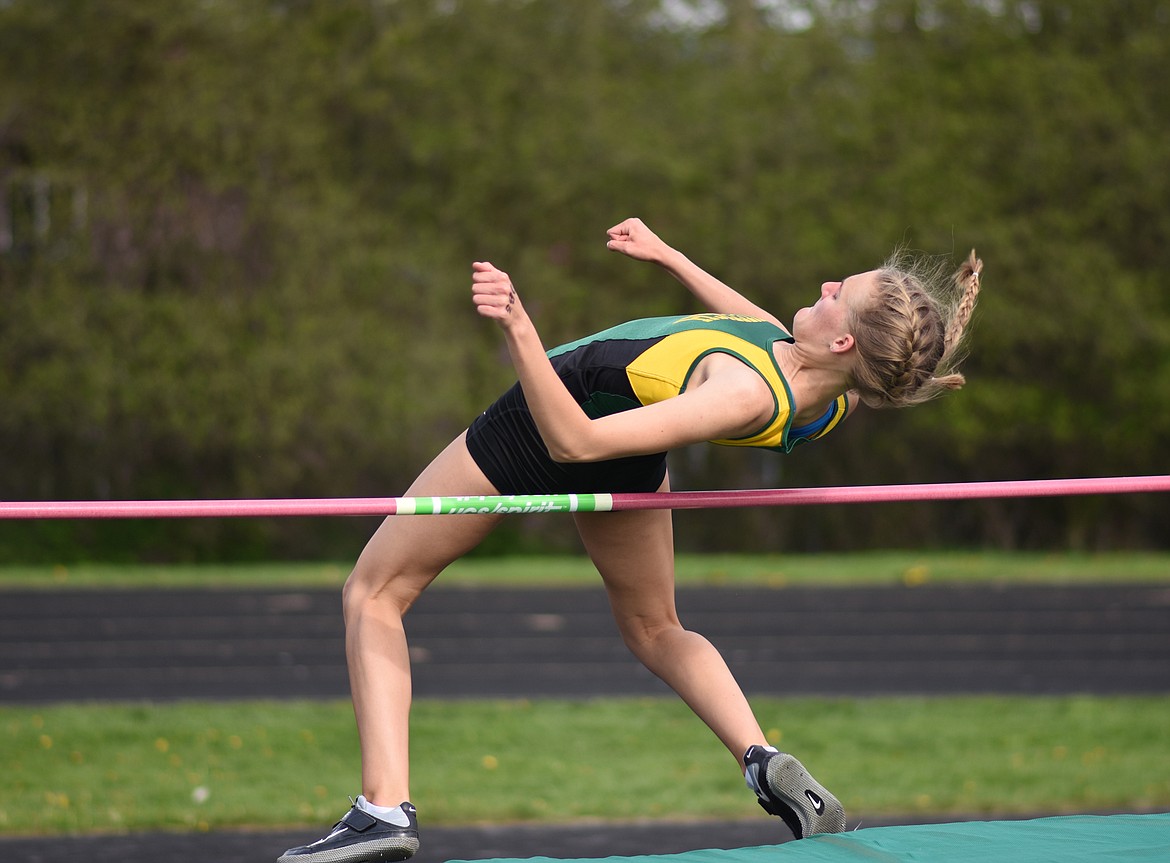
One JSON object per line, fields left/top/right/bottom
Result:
{"left": 465, "top": 382, "right": 668, "bottom": 495}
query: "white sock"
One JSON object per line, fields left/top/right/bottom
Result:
{"left": 355, "top": 795, "right": 411, "bottom": 827}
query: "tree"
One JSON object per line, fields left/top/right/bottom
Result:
{"left": 2, "top": 0, "right": 1167, "bottom": 559}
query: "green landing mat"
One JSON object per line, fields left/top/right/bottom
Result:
{"left": 447, "top": 813, "right": 1169, "bottom": 863}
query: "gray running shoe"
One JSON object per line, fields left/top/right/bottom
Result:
{"left": 277, "top": 798, "right": 419, "bottom": 863}
{"left": 743, "top": 745, "right": 846, "bottom": 838}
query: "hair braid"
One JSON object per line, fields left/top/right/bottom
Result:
{"left": 849, "top": 249, "right": 982, "bottom": 410}
{"left": 944, "top": 249, "right": 983, "bottom": 356}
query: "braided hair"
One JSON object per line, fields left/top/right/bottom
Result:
{"left": 848, "top": 250, "right": 982, "bottom": 410}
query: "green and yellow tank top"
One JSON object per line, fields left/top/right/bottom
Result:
{"left": 546, "top": 313, "right": 848, "bottom": 454}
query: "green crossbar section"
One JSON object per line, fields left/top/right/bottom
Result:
{"left": 394, "top": 493, "right": 614, "bottom": 515}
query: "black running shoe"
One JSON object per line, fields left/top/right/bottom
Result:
{"left": 277, "top": 798, "right": 419, "bottom": 863}
{"left": 743, "top": 745, "right": 846, "bottom": 838}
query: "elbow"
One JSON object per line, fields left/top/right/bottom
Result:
{"left": 539, "top": 419, "right": 619, "bottom": 463}
{"left": 546, "top": 432, "right": 610, "bottom": 463}
{"left": 547, "top": 442, "right": 592, "bottom": 464}
{"left": 550, "top": 440, "right": 630, "bottom": 464}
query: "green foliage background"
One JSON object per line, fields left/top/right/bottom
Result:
{"left": 2, "top": 0, "right": 1168, "bottom": 560}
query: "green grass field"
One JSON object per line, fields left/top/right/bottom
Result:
{"left": 3, "top": 550, "right": 1169, "bottom": 590}
{"left": 2, "top": 695, "right": 1168, "bottom": 835}
{"left": 2, "top": 552, "right": 1168, "bottom": 836}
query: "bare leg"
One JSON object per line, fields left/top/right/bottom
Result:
{"left": 343, "top": 432, "right": 504, "bottom": 806}
{"left": 572, "top": 476, "right": 766, "bottom": 769}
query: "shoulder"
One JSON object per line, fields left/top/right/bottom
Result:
{"left": 689, "top": 353, "right": 775, "bottom": 409}
{"left": 672, "top": 312, "right": 791, "bottom": 336}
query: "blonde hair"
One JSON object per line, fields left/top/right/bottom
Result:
{"left": 848, "top": 249, "right": 982, "bottom": 409}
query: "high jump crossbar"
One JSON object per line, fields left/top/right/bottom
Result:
{"left": 1, "top": 475, "right": 1168, "bottom": 520}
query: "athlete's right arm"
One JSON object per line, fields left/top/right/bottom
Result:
{"left": 472, "top": 262, "right": 595, "bottom": 461}
{"left": 471, "top": 261, "right": 771, "bottom": 462}
{"left": 605, "top": 218, "right": 785, "bottom": 327}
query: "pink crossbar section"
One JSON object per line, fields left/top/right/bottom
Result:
{"left": 1, "top": 475, "right": 1168, "bottom": 519}
{"left": 609, "top": 474, "right": 1170, "bottom": 511}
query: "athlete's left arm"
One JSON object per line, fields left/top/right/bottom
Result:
{"left": 472, "top": 262, "right": 772, "bottom": 462}
{"left": 606, "top": 218, "right": 785, "bottom": 327}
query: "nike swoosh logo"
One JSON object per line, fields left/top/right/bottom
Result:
{"left": 745, "top": 763, "right": 763, "bottom": 798}
{"left": 308, "top": 826, "right": 349, "bottom": 848}
{"left": 804, "top": 789, "right": 825, "bottom": 815}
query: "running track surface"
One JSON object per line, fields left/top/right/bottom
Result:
{"left": 2, "top": 583, "right": 1168, "bottom": 862}
{"left": 3, "top": 584, "right": 1169, "bottom": 702}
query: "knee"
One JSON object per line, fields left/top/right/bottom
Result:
{"left": 616, "top": 613, "right": 684, "bottom": 658}
{"left": 341, "top": 568, "right": 370, "bottom": 621}
{"left": 341, "top": 568, "right": 373, "bottom": 624}
{"left": 342, "top": 563, "right": 421, "bottom": 623}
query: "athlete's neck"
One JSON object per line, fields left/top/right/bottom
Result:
{"left": 772, "top": 341, "right": 850, "bottom": 424}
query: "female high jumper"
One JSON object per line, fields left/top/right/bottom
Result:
{"left": 279, "top": 218, "right": 982, "bottom": 863}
